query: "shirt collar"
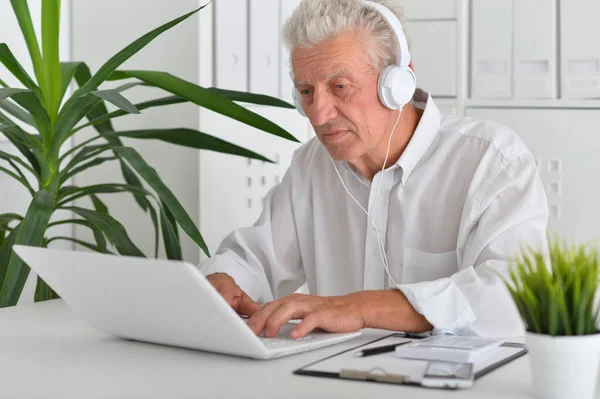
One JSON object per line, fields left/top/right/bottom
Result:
{"left": 396, "top": 89, "right": 442, "bottom": 186}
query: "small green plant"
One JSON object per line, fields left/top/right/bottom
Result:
{"left": 501, "top": 236, "right": 600, "bottom": 336}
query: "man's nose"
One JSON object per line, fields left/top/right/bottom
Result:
{"left": 306, "top": 90, "right": 337, "bottom": 127}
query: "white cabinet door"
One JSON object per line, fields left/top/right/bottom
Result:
{"left": 466, "top": 108, "right": 600, "bottom": 245}
{"left": 405, "top": 21, "right": 457, "bottom": 97}
{"left": 250, "top": 0, "right": 280, "bottom": 97}
{"left": 279, "top": 0, "right": 302, "bottom": 101}
{"left": 214, "top": 0, "right": 248, "bottom": 91}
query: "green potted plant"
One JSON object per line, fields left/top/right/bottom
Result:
{"left": 0, "top": 1, "right": 298, "bottom": 307}
{"left": 500, "top": 236, "right": 600, "bottom": 399}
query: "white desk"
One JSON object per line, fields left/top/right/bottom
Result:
{"left": 0, "top": 300, "right": 596, "bottom": 399}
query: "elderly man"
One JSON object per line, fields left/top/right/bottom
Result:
{"left": 200, "top": 0, "right": 548, "bottom": 339}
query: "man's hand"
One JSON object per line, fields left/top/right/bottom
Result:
{"left": 247, "top": 293, "right": 366, "bottom": 339}
{"left": 206, "top": 273, "right": 260, "bottom": 317}
{"left": 247, "top": 290, "right": 433, "bottom": 339}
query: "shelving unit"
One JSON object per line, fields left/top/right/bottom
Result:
{"left": 456, "top": 0, "right": 600, "bottom": 114}
{"left": 465, "top": 99, "right": 600, "bottom": 110}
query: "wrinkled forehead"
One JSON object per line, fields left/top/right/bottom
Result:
{"left": 290, "top": 33, "right": 375, "bottom": 83}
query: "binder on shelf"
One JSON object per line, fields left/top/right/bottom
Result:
{"left": 513, "top": 0, "right": 557, "bottom": 99}
{"left": 405, "top": 20, "right": 458, "bottom": 97}
{"left": 402, "top": 0, "right": 457, "bottom": 21}
{"left": 250, "top": 0, "right": 280, "bottom": 97}
{"left": 279, "top": 0, "right": 301, "bottom": 101}
{"left": 560, "top": 0, "right": 600, "bottom": 99}
{"left": 214, "top": 0, "right": 248, "bottom": 91}
{"left": 470, "top": 0, "right": 513, "bottom": 99}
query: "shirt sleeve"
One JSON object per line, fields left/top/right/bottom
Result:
{"left": 199, "top": 157, "right": 305, "bottom": 304}
{"left": 395, "top": 153, "right": 549, "bottom": 337}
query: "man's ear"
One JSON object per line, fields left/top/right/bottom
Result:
{"left": 409, "top": 61, "right": 415, "bottom": 72}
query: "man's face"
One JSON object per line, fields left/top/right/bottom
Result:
{"left": 292, "top": 31, "right": 392, "bottom": 161}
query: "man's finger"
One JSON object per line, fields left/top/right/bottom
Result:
{"left": 209, "top": 277, "right": 239, "bottom": 305}
{"left": 238, "top": 293, "right": 261, "bottom": 317}
{"left": 263, "top": 303, "right": 310, "bottom": 338}
{"left": 291, "top": 312, "right": 322, "bottom": 338}
{"left": 247, "top": 301, "right": 284, "bottom": 336}
{"left": 219, "top": 290, "right": 238, "bottom": 307}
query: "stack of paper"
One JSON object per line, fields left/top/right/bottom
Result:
{"left": 395, "top": 335, "right": 504, "bottom": 363}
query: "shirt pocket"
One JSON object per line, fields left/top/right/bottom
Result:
{"left": 402, "top": 247, "right": 459, "bottom": 284}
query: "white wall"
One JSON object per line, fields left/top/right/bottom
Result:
{"left": 70, "top": 0, "right": 203, "bottom": 264}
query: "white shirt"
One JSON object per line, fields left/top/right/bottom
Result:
{"left": 200, "top": 89, "right": 549, "bottom": 338}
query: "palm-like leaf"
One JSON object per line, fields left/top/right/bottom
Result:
{"left": 0, "top": 99, "right": 36, "bottom": 127}
{"left": 108, "top": 70, "right": 299, "bottom": 143}
{"left": 9, "top": 0, "right": 44, "bottom": 92}
{"left": 0, "top": 43, "right": 43, "bottom": 98}
{"left": 0, "top": 191, "right": 55, "bottom": 307}
{"left": 41, "top": 0, "right": 61, "bottom": 123}
{"left": 114, "top": 146, "right": 209, "bottom": 257}
{"left": 0, "top": 1, "right": 298, "bottom": 307}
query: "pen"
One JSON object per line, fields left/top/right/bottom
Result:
{"left": 394, "top": 332, "right": 430, "bottom": 339}
{"left": 353, "top": 341, "right": 412, "bottom": 357}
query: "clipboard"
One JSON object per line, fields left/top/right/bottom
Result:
{"left": 293, "top": 333, "right": 527, "bottom": 387}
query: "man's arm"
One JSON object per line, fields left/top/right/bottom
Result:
{"left": 246, "top": 290, "right": 431, "bottom": 338}
{"left": 247, "top": 153, "right": 547, "bottom": 338}
{"left": 360, "top": 290, "right": 433, "bottom": 332}
{"left": 396, "top": 153, "right": 548, "bottom": 337}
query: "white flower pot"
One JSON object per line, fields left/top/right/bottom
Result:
{"left": 526, "top": 332, "right": 600, "bottom": 399}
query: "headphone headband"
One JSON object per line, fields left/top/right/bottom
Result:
{"left": 360, "top": 0, "right": 411, "bottom": 69}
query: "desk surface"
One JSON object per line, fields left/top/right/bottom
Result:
{"left": 0, "top": 300, "right": 596, "bottom": 399}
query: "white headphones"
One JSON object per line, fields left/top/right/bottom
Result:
{"left": 291, "top": 0, "right": 417, "bottom": 117}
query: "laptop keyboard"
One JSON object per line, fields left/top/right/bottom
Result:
{"left": 259, "top": 334, "right": 314, "bottom": 348}
{"left": 255, "top": 323, "right": 314, "bottom": 348}
{"left": 258, "top": 324, "right": 312, "bottom": 349}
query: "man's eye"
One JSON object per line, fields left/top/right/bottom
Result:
{"left": 335, "top": 84, "right": 346, "bottom": 89}
{"left": 301, "top": 89, "right": 311, "bottom": 96}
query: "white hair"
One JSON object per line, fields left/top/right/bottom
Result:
{"left": 282, "top": 0, "right": 410, "bottom": 73}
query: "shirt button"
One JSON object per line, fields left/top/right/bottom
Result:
{"left": 372, "top": 248, "right": 380, "bottom": 257}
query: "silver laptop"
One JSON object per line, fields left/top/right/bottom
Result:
{"left": 13, "top": 245, "right": 361, "bottom": 359}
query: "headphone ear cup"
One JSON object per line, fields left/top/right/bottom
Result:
{"left": 377, "top": 65, "right": 416, "bottom": 110}
{"left": 292, "top": 88, "right": 307, "bottom": 117}
{"left": 396, "top": 67, "right": 417, "bottom": 106}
